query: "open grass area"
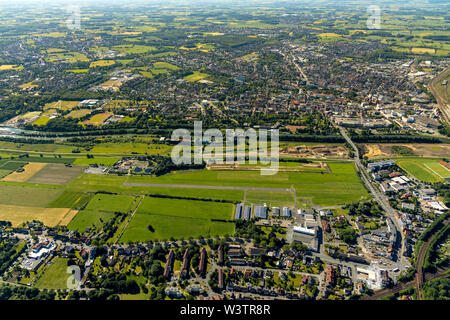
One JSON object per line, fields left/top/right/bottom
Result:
{"left": 89, "top": 60, "right": 115, "bottom": 68}
{"left": 85, "top": 194, "right": 136, "bottom": 213}
{"left": 136, "top": 197, "right": 234, "bottom": 220}
{"left": 44, "top": 100, "right": 80, "bottom": 111}
{"left": 184, "top": 71, "right": 210, "bottom": 82}
{"left": 67, "top": 209, "right": 115, "bottom": 232}
{"left": 65, "top": 109, "right": 92, "bottom": 119}
{"left": 35, "top": 258, "right": 70, "bottom": 290}
{"left": 68, "top": 162, "right": 367, "bottom": 207}
{"left": 73, "top": 158, "right": 119, "bottom": 166}
{"left": 120, "top": 214, "right": 234, "bottom": 243}
{"left": 245, "top": 190, "right": 295, "bottom": 207}
{"left": 119, "top": 197, "right": 234, "bottom": 242}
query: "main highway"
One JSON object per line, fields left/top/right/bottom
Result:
{"left": 338, "top": 126, "right": 407, "bottom": 268}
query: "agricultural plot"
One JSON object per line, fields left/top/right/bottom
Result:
{"left": 113, "top": 44, "right": 157, "bottom": 54}
{"left": 0, "top": 160, "right": 26, "bottom": 171}
{"left": 1, "top": 162, "right": 46, "bottom": 182}
{"left": 26, "top": 164, "right": 86, "bottom": 185}
{"left": 0, "top": 170, "right": 11, "bottom": 179}
{"left": 89, "top": 60, "right": 115, "bottom": 68}
{"left": 47, "top": 191, "right": 92, "bottom": 209}
{"left": 73, "top": 158, "right": 119, "bottom": 166}
{"left": 0, "top": 204, "right": 72, "bottom": 227}
{"left": 0, "top": 184, "right": 63, "bottom": 207}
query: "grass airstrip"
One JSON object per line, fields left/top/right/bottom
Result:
{"left": 0, "top": 149, "right": 368, "bottom": 239}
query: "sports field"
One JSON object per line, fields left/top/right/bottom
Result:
{"left": 395, "top": 157, "right": 447, "bottom": 183}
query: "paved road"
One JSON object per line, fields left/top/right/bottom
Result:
{"left": 339, "top": 126, "right": 405, "bottom": 265}
{"left": 124, "top": 182, "right": 292, "bottom": 192}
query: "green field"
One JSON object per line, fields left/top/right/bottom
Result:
{"left": 67, "top": 209, "right": 115, "bottom": 231}
{"left": 0, "top": 184, "right": 63, "bottom": 207}
{"left": 184, "top": 71, "right": 210, "bottom": 82}
{"left": 84, "top": 194, "right": 137, "bottom": 213}
{"left": 120, "top": 197, "right": 235, "bottom": 242}
{"left": 73, "top": 158, "right": 119, "bottom": 166}
{"left": 120, "top": 214, "right": 234, "bottom": 243}
{"left": 424, "top": 162, "right": 450, "bottom": 178}
{"left": 396, "top": 158, "right": 447, "bottom": 183}
{"left": 35, "top": 258, "right": 71, "bottom": 290}
{"left": 136, "top": 197, "right": 234, "bottom": 220}
{"left": 246, "top": 190, "right": 295, "bottom": 207}
{"left": 67, "top": 162, "right": 367, "bottom": 207}
{"left": 47, "top": 191, "right": 91, "bottom": 208}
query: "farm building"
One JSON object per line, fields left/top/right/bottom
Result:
{"left": 282, "top": 207, "right": 291, "bottom": 218}
{"left": 254, "top": 206, "right": 267, "bottom": 219}
{"left": 235, "top": 204, "right": 242, "bottom": 220}
{"left": 244, "top": 206, "right": 251, "bottom": 220}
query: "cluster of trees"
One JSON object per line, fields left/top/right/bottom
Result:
{"left": 423, "top": 278, "right": 450, "bottom": 300}
{"left": 0, "top": 285, "right": 56, "bottom": 300}
{"left": 434, "top": 183, "right": 450, "bottom": 207}
{"left": 344, "top": 201, "right": 382, "bottom": 217}
{"left": 351, "top": 134, "right": 443, "bottom": 144}
{"left": 100, "top": 273, "right": 140, "bottom": 295}
{"left": 0, "top": 239, "right": 25, "bottom": 276}
{"left": 149, "top": 155, "right": 206, "bottom": 176}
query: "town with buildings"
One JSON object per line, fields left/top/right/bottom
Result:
{"left": 0, "top": 0, "right": 448, "bottom": 304}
